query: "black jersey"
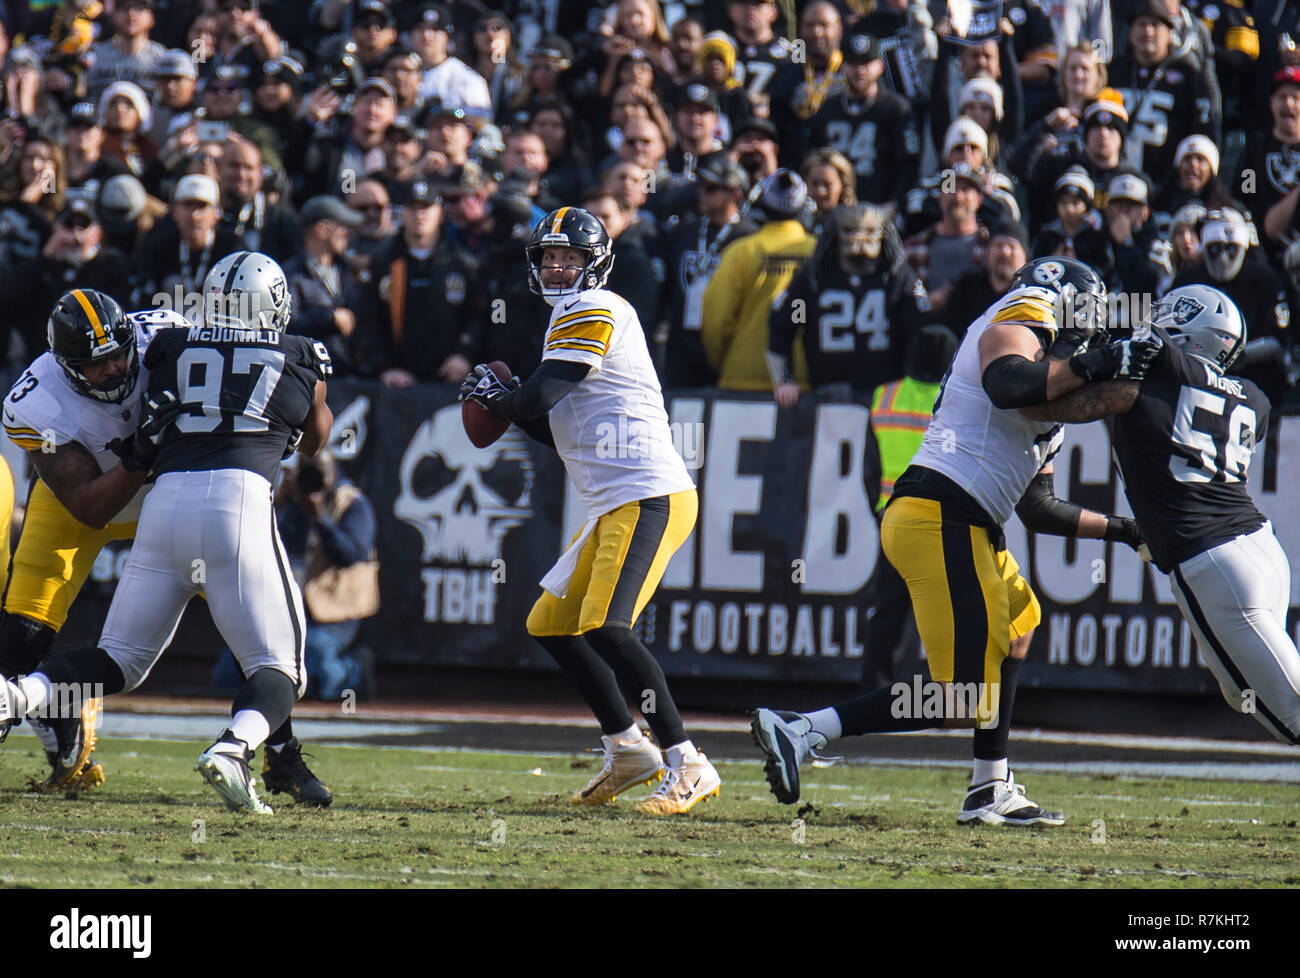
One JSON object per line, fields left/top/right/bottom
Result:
{"left": 145, "top": 325, "right": 329, "bottom": 485}
{"left": 807, "top": 90, "right": 920, "bottom": 206}
{"left": 1111, "top": 329, "right": 1269, "bottom": 573}
{"left": 770, "top": 252, "right": 928, "bottom": 390}
{"left": 733, "top": 37, "right": 795, "bottom": 103}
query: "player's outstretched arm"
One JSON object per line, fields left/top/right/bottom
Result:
{"left": 1015, "top": 464, "right": 1142, "bottom": 547}
{"left": 30, "top": 442, "right": 148, "bottom": 531}
{"left": 1017, "top": 380, "right": 1139, "bottom": 423}
{"left": 979, "top": 323, "right": 1159, "bottom": 409}
{"left": 298, "top": 381, "right": 334, "bottom": 458}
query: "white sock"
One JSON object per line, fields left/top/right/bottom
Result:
{"left": 806, "top": 707, "right": 842, "bottom": 742}
{"left": 18, "top": 673, "right": 52, "bottom": 717}
{"left": 609, "top": 723, "right": 642, "bottom": 746}
{"left": 971, "top": 757, "right": 1008, "bottom": 786}
{"left": 228, "top": 710, "right": 271, "bottom": 751}
{"left": 665, "top": 741, "right": 697, "bottom": 769}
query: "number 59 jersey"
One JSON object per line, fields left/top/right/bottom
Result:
{"left": 144, "top": 325, "right": 330, "bottom": 486}
{"left": 1111, "top": 329, "right": 1270, "bottom": 573}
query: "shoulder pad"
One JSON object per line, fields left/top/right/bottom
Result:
{"left": 990, "top": 287, "right": 1059, "bottom": 332}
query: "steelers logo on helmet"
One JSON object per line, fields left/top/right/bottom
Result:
{"left": 47, "top": 289, "right": 139, "bottom": 404}
{"left": 1032, "top": 260, "right": 1065, "bottom": 285}
{"left": 526, "top": 206, "right": 615, "bottom": 305}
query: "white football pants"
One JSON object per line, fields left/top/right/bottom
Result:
{"left": 1169, "top": 523, "right": 1300, "bottom": 745}
{"left": 99, "top": 469, "right": 307, "bottom": 695}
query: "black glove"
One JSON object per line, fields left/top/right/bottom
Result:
{"left": 1103, "top": 515, "right": 1143, "bottom": 551}
{"left": 458, "top": 363, "right": 520, "bottom": 418}
{"left": 109, "top": 391, "right": 182, "bottom": 472}
{"left": 282, "top": 428, "right": 303, "bottom": 459}
{"left": 1069, "top": 333, "right": 1162, "bottom": 383}
{"left": 1047, "top": 324, "right": 1101, "bottom": 360}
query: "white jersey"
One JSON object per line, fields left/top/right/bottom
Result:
{"left": 909, "top": 286, "right": 1064, "bottom": 525}
{"left": 2, "top": 308, "right": 191, "bottom": 524}
{"left": 542, "top": 288, "right": 695, "bottom": 518}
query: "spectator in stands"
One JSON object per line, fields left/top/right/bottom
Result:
{"left": 0, "top": 198, "right": 131, "bottom": 358}
{"left": 96, "top": 172, "right": 164, "bottom": 259}
{"left": 346, "top": 177, "right": 397, "bottom": 269}
{"left": 1109, "top": 0, "right": 1217, "bottom": 179}
{"left": 1009, "top": 41, "right": 1106, "bottom": 176}
{"left": 802, "top": 148, "right": 857, "bottom": 234}
{"left": 441, "top": 161, "right": 495, "bottom": 263}
{"left": 902, "top": 117, "right": 1018, "bottom": 236}
{"left": 507, "top": 35, "right": 575, "bottom": 118}
{"left": 903, "top": 161, "right": 989, "bottom": 314}
{"left": 957, "top": 77, "right": 1006, "bottom": 168}
{"left": 381, "top": 47, "right": 426, "bottom": 119}
{"left": 354, "top": 178, "right": 479, "bottom": 387}
{"left": 1032, "top": 167, "right": 1112, "bottom": 277}
{"left": 603, "top": 160, "right": 650, "bottom": 220}
{"left": 149, "top": 49, "right": 200, "bottom": 146}
{"left": 667, "top": 15, "right": 705, "bottom": 88}
{"left": 702, "top": 169, "right": 817, "bottom": 390}
{"left": 1026, "top": 93, "right": 1131, "bottom": 232}
{"left": 210, "top": 0, "right": 282, "bottom": 79}
{"left": 658, "top": 155, "right": 756, "bottom": 388}
{"left": 605, "top": 82, "right": 674, "bottom": 161}
{"left": 806, "top": 30, "right": 920, "bottom": 207}
{"left": 135, "top": 173, "right": 243, "bottom": 314}
{"left": 1103, "top": 172, "right": 1169, "bottom": 327}
{"left": 218, "top": 135, "right": 298, "bottom": 261}
{"left": 275, "top": 450, "right": 378, "bottom": 702}
{"left": 1169, "top": 201, "right": 1207, "bottom": 275}
{"left": 302, "top": 77, "right": 396, "bottom": 200}
{"left": 251, "top": 56, "right": 311, "bottom": 177}
{"left": 1250, "top": 67, "right": 1300, "bottom": 252}
{"left": 283, "top": 196, "right": 365, "bottom": 371}
{"left": 770, "top": 202, "right": 927, "bottom": 405}
{"left": 943, "top": 220, "right": 1029, "bottom": 336}
{"left": 527, "top": 101, "right": 592, "bottom": 203}
{"left": 0, "top": 136, "right": 65, "bottom": 265}
{"left": 1154, "top": 133, "right": 1242, "bottom": 216}
{"left": 421, "top": 99, "right": 473, "bottom": 179}
{"left": 666, "top": 84, "right": 725, "bottom": 181}
{"left": 580, "top": 187, "right": 662, "bottom": 342}
{"left": 87, "top": 0, "right": 164, "bottom": 99}
{"left": 350, "top": 0, "right": 399, "bottom": 75}
{"left": 99, "top": 81, "right": 158, "bottom": 179}
{"left": 929, "top": 19, "right": 1023, "bottom": 162}
{"left": 768, "top": 1, "right": 844, "bottom": 151}
{"left": 594, "top": 0, "right": 676, "bottom": 100}
{"left": 372, "top": 114, "right": 423, "bottom": 206}
{"left": 412, "top": 2, "right": 492, "bottom": 120}
{"left": 693, "top": 32, "right": 753, "bottom": 144}
{"left": 468, "top": 11, "right": 527, "bottom": 116}
{"left": 728, "top": 114, "right": 780, "bottom": 190}
{"left": 501, "top": 129, "right": 556, "bottom": 213}
{"left": 200, "top": 63, "right": 283, "bottom": 176}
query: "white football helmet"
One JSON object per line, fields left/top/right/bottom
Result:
{"left": 203, "top": 251, "right": 293, "bottom": 332}
{"left": 1148, "top": 283, "right": 1245, "bottom": 370}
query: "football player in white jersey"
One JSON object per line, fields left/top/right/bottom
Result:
{"left": 753, "top": 257, "right": 1159, "bottom": 824}
{"left": 0, "top": 287, "right": 331, "bottom": 807}
{"left": 460, "top": 206, "right": 721, "bottom": 815}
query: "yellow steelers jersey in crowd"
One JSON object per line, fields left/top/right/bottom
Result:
{"left": 908, "top": 285, "right": 1064, "bottom": 526}
{"left": 541, "top": 288, "right": 696, "bottom": 519}
{"left": 2, "top": 307, "right": 189, "bottom": 630}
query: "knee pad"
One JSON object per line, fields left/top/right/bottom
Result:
{"left": 0, "top": 613, "right": 57, "bottom": 675}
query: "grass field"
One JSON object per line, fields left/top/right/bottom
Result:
{"left": 0, "top": 736, "right": 1297, "bottom": 888}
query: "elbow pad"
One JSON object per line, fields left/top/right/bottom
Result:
{"left": 1015, "top": 471, "right": 1083, "bottom": 536}
{"left": 982, "top": 354, "right": 1050, "bottom": 409}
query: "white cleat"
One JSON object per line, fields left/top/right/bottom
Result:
{"left": 750, "top": 708, "right": 827, "bottom": 804}
{"left": 573, "top": 734, "right": 665, "bottom": 805}
{"left": 957, "top": 772, "right": 1065, "bottom": 826}
{"left": 635, "top": 751, "right": 721, "bottom": 815}
{"left": 0, "top": 676, "right": 28, "bottom": 743}
{"left": 195, "top": 734, "right": 273, "bottom": 814}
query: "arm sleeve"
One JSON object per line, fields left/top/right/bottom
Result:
{"left": 494, "top": 358, "right": 592, "bottom": 422}
{"left": 982, "top": 354, "right": 1051, "bottom": 408}
{"left": 1014, "top": 469, "right": 1084, "bottom": 536}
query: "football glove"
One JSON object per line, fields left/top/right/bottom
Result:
{"left": 283, "top": 428, "right": 304, "bottom": 459}
{"left": 458, "top": 364, "right": 520, "bottom": 416}
{"left": 109, "top": 391, "right": 182, "bottom": 472}
{"left": 1068, "top": 333, "right": 1162, "bottom": 383}
{"left": 1103, "top": 515, "right": 1144, "bottom": 551}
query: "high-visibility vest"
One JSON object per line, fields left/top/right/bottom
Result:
{"left": 871, "top": 377, "right": 940, "bottom": 510}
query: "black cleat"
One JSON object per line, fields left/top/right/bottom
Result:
{"left": 262, "top": 737, "right": 333, "bottom": 807}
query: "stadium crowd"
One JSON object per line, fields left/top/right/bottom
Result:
{"left": 0, "top": 0, "right": 1295, "bottom": 407}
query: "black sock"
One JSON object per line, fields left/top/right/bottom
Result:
{"left": 583, "top": 625, "right": 687, "bottom": 748}
{"left": 38, "top": 647, "right": 127, "bottom": 694}
{"left": 833, "top": 685, "right": 942, "bottom": 737}
{"left": 266, "top": 718, "right": 293, "bottom": 750}
{"left": 0, "top": 614, "right": 57, "bottom": 676}
{"left": 972, "top": 657, "right": 1022, "bottom": 761}
{"left": 535, "top": 634, "right": 635, "bottom": 735}
{"left": 231, "top": 669, "right": 296, "bottom": 740}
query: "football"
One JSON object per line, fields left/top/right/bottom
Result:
{"left": 461, "top": 360, "right": 514, "bottom": 448}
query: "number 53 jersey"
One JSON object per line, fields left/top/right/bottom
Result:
{"left": 144, "top": 326, "right": 330, "bottom": 486}
{"left": 1111, "top": 329, "right": 1270, "bottom": 574}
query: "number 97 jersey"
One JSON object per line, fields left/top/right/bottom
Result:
{"left": 143, "top": 326, "right": 331, "bottom": 486}
{"left": 1111, "top": 328, "right": 1270, "bottom": 574}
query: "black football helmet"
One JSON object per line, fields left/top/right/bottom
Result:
{"left": 1008, "top": 256, "right": 1109, "bottom": 346}
{"left": 526, "top": 206, "right": 615, "bottom": 305}
{"left": 47, "top": 289, "right": 138, "bottom": 403}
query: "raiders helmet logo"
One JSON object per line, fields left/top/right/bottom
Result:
{"left": 1157, "top": 295, "right": 1206, "bottom": 326}
{"left": 1032, "top": 260, "right": 1065, "bottom": 285}
{"left": 269, "top": 278, "right": 286, "bottom": 306}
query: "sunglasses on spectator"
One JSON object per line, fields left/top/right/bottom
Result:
{"left": 353, "top": 203, "right": 386, "bottom": 214}
{"left": 357, "top": 18, "right": 388, "bottom": 30}
{"left": 209, "top": 83, "right": 241, "bottom": 94}
{"left": 62, "top": 216, "right": 93, "bottom": 230}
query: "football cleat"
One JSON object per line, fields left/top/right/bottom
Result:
{"left": 957, "top": 772, "right": 1065, "bottom": 826}
{"left": 573, "top": 734, "right": 665, "bottom": 805}
{"left": 0, "top": 674, "right": 28, "bottom": 743}
{"left": 635, "top": 751, "right": 720, "bottom": 815}
{"left": 195, "top": 732, "right": 273, "bottom": 814}
{"left": 750, "top": 708, "right": 827, "bottom": 805}
{"left": 41, "top": 695, "right": 101, "bottom": 790}
{"left": 262, "top": 737, "right": 333, "bottom": 807}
